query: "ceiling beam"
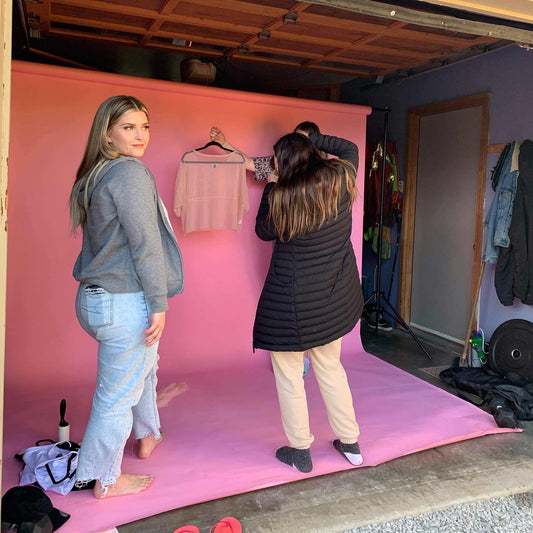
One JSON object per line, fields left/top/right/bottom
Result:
{"left": 306, "top": 0, "right": 533, "bottom": 43}
{"left": 422, "top": 1, "right": 533, "bottom": 24}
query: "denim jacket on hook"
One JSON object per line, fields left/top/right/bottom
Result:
{"left": 483, "top": 140, "right": 521, "bottom": 263}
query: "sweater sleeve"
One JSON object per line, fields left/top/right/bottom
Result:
{"left": 252, "top": 156, "right": 274, "bottom": 182}
{"left": 309, "top": 132, "right": 359, "bottom": 169}
{"left": 255, "top": 182, "right": 277, "bottom": 241}
{"left": 107, "top": 160, "right": 169, "bottom": 313}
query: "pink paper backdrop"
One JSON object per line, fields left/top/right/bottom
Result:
{"left": 6, "top": 61, "right": 370, "bottom": 390}
{"left": 1, "top": 352, "right": 518, "bottom": 533}
{"left": 4, "top": 69, "right": 520, "bottom": 532}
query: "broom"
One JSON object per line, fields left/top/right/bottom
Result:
{"left": 458, "top": 261, "right": 486, "bottom": 367}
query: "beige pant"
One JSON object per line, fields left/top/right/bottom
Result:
{"left": 270, "top": 337, "right": 360, "bottom": 449}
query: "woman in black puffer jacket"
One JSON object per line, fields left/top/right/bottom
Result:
{"left": 253, "top": 131, "right": 364, "bottom": 473}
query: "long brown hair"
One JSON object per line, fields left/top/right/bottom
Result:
{"left": 268, "top": 132, "right": 357, "bottom": 241}
{"left": 69, "top": 95, "right": 149, "bottom": 232}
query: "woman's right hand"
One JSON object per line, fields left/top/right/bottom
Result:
{"left": 210, "top": 126, "right": 226, "bottom": 146}
{"left": 144, "top": 311, "right": 166, "bottom": 346}
{"left": 209, "top": 127, "right": 257, "bottom": 173}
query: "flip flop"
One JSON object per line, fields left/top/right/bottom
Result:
{"left": 173, "top": 526, "right": 200, "bottom": 533}
{"left": 208, "top": 516, "right": 242, "bottom": 533}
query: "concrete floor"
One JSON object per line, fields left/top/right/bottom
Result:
{"left": 117, "top": 324, "right": 533, "bottom": 533}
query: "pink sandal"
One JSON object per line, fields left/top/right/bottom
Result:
{"left": 208, "top": 516, "right": 242, "bottom": 533}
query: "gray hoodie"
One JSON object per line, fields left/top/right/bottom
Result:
{"left": 73, "top": 157, "right": 183, "bottom": 313}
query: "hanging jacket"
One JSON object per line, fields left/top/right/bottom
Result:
{"left": 363, "top": 140, "right": 398, "bottom": 232}
{"left": 483, "top": 141, "right": 521, "bottom": 264}
{"left": 495, "top": 140, "right": 533, "bottom": 305}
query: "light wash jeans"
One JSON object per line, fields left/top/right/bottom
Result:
{"left": 74, "top": 283, "right": 161, "bottom": 486}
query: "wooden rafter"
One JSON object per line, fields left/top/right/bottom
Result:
{"left": 20, "top": 0, "right": 520, "bottom": 79}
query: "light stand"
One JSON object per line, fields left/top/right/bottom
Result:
{"left": 364, "top": 107, "right": 432, "bottom": 359}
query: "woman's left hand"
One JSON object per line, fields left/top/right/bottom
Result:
{"left": 210, "top": 126, "right": 226, "bottom": 145}
{"left": 267, "top": 171, "right": 278, "bottom": 183}
{"left": 144, "top": 311, "right": 166, "bottom": 346}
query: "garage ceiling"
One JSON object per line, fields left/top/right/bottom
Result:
{"left": 12, "top": 0, "right": 533, "bottom": 94}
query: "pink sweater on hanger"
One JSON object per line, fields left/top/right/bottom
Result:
{"left": 174, "top": 150, "right": 248, "bottom": 234}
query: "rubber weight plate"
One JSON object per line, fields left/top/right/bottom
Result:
{"left": 488, "top": 319, "right": 533, "bottom": 381}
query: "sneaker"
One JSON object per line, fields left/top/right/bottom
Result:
{"left": 333, "top": 439, "right": 363, "bottom": 466}
{"left": 275, "top": 446, "right": 313, "bottom": 473}
{"left": 367, "top": 317, "right": 393, "bottom": 331}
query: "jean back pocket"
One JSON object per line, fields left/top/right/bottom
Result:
{"left": 83, "top": 285, "right": 112, "bottom": 328}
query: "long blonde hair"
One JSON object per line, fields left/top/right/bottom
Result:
{"left": 268, "top": 132, "right": 357, "bottom": 241}
{"left": 69, "top": 95, "right": 149, "bottom": 232}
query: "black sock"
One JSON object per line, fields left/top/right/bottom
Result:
{"left": 275, "top": 446, "right": 313, "bottom": 473}
{"left": 333, "top": 439, "right": 363, "bottom": 466}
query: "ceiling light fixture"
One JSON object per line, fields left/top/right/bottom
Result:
{"left": 282, "top": 12, "right": 298, "bottom": 24}
{"left": 172, "top": 39, "right": 193, "bottom": 47}
{"left": 258, "top": 31, "right": 271, "bottom": 40}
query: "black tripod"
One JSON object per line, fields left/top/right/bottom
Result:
{"left": 363, "top": 107, "right": 431, "bottom": 359}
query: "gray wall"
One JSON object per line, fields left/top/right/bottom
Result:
{"left": 341, "top": 44, "right": 533, "bottom": 340}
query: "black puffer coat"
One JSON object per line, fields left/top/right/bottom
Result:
{"left": 252, "top": 134, "right": 364, "bottom": 352}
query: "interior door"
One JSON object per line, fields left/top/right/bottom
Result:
{"left": 400, "top": 94, "right": 489, "bottom": 343}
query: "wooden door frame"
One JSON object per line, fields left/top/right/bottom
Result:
{"left": 399, "top": 93, "right": 490, "bottom": 327}
{"left": 1, "top": 0, "right": 13, "bottom": 497}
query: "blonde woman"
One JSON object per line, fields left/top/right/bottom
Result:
{"left": 69, "top": 95, "right": 183, "bottom": 498}
{"left": 253, "top": 131, "right": 363, "bottom": 473}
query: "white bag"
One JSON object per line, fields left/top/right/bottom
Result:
{"left": 20, "top": 441, "right": 79, "bottom": 495}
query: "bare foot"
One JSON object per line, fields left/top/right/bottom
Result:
{"left": 93, "top": 474, "right": 153, "bottom": 499}
{"left": 156, "top": 382, "right": 189, "bottom": 408}
{"left": 137, "top": 433, "right": 163, "bottom": 459}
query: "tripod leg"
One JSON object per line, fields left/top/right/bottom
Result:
{"left": 379, "top": 294, "right": 432, "bottom": 360}
{"left": 364, "top": 292, "right": 376, "bottom": 307}
{"left": 363, "top": 292, "right": 379, "bottom": 334}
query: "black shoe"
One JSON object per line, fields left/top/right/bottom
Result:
{"left": 333, "top": 439, "right": 364, "bottom": 466}
{"left": 275, "top": 446, "right": 313, "bottom": 473}
{"left": 367, "top": 317, "right": 393, "bottom": 331}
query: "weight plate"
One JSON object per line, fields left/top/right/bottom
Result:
{"left": 488, "top": 319, "right": 533, "bottom": 381}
